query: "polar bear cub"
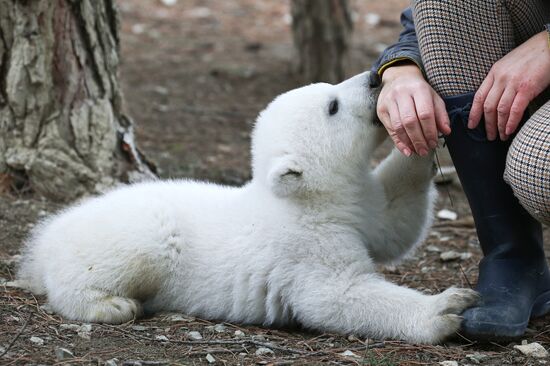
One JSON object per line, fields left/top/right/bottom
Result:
{"left": 18, "top": 72, "right": 478, "bottom": 344}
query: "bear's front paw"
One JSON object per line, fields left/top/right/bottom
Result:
{"left": 418, "top": 288, "right": 480, "bottom": 343}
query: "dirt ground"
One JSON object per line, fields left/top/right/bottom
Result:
{"left": 2, "top": 1, "right": 550, "bottom": 365}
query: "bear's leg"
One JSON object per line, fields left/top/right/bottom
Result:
{"left": 48, "top": 286, "right": 143, "bottom": 324}
{"left": 367, "top": 149, "right": 436, "bottom": 263}
{"left": 289, "top": 271, "right": 478, "bottom": 344}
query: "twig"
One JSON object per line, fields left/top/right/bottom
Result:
{"left": 185, "top": 347, "right": 245, "bottom": 357}
{"left": 454, "top": 331, "right": 475, "bottom": 344}
{"left": 100, "top": 324, "right": 307, "bottom": 354}
{"left": 435, "top": 149, "right": 454, "bottom": 207}
{"left": 458, "top": 264, "right": 473, "bottom": 289}
{"left": 433, "top": 218, "right": 475, "bottom": 228}
{"left": 0, "top": 312, "right": 31, "bottom": 358}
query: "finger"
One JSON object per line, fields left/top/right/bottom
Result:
{"left": 505, "top": 92, "right": 531, "bottom": 137}
{"left": 396, "top": 95, "right": 429, "bottom": 156}
{"left": 433, "top": 94, "right": 451, "bottom": 136}
{"left": 379, "top": 103, "right": 410, "bottom": 156}
{"left": 483, "top": 82, "right": 505, "bottom": 141}
{"left": 412, "top": 91, "right": 438, "bottom": 149}
{"left": 496, "top": 87, "right": 516, "bottom": 141}
{"left": 387, "top": 101, "right": 414, "bottom": 156}
{"left": 469, "top": 74, "right": 494, "bottom": 129}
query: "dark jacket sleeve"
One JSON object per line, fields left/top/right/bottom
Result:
{"left": 369, "top": 8, "right": 423, "bottom": 87}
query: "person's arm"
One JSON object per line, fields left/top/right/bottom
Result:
{"left": 370, "top": 8, "right": 424, "bottom": 87}
{"left": 372, "top": 8, "right": 450, "bottom": 157}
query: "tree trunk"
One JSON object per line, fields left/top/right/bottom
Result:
{"left": 291, "top": 0, "right": 353, "bottom": 84}
{"left": 0, "top": 0, "right": 155, "bottom": 201}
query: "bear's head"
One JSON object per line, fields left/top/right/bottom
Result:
{"left": 251, "top": 71, "right": 385, "bottom": 198}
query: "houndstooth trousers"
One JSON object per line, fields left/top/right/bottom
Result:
{"left": 412, "top": 0, "right": 550, "bottom": 225}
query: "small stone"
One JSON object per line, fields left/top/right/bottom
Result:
{"left": 213, "top": 324, "right": 226, "bottom": 333}
{"left": 188, "top": 7, "right": 211, "bottom": 18}
{"left": 187, "top": 331, "right": 203, "bottom": 340}
{"left": 466, "top": 353, "right": 489, "bottom": 364}
{"left": 440, "top": 250, "right": 461, "bottom": 261}
{"left": 430, "top": 230, "right": 441, "bottom": 238}
{"left": 131, "top": 325, "right": 147, "bottom": 331}
{"left": 252, "top": 335, "right": 266, "bottom": 342}
{"left": 205, "top": 354, "right": 216, "bottom": 363}
{"left": 255, "top": 347, "right": 274, "bottom": 356}
{"left": 439, "top": 362, "right": 458, "bottom": 366}
{"left": 78, "top": 324, "right": 92, "bottom": 340}
{"left": 340, "top": 350, "right": 360, "bottom": 358}
{"left": 55, "top": 347, "right": 74, "bottom": 360}
{"left": 59, "top": 324, "right": 80, "bottom": 331}
{"left": 168, "top": 314, "right": 188, "bottom": 322}
{"left": 152, "top": 86, "right": 169, "bottom": 96}
{"left": 514, "top": 342, "right": 549, "bottom": 358}
{"left": 234, "top": 330, "right": 245, "bottom": 338}
{"left": 155, "top": 104, "right": 169, "bottom": 113}
{"left": 155, "top": 335, "right": 169, "bottom": 342}
{"left": 131, "top": 24, "right": 146, "bottom": 35}
{"left": 364, "top": 13, "right": 381, "bottom": 26}
{"left": 282, "top": 13, "right": 292, "bottom": 25}
{"left": 30, "top": 336, "right": 44, "bottom": 346}
{"left": 105, "top": 358, "right": 119, "bottom": 366}
{"left": 437, "top": 209, "right": 458, "bottom": 221}
{"left": 426, "top": 245, "right": 442, "bottom": 253}
{"left": 440, "top": 251, "right": 472, "bottom": 262}
{"left": 421, "top": 266, "right": 435, "bottom": 273}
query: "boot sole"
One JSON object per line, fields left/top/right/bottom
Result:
{"left": 460, "top": 289, "right": 550, "bottom": 342}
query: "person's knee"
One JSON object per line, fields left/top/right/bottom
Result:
{"left": 505, "top": 134, "right": 550, "bottom": 225}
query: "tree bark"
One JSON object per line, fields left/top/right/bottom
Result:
{"left": 0, "top": 0, "right": 155, "bottom": 201}
{"left": 291, "top": 0, "right": 353, "bottom": 84}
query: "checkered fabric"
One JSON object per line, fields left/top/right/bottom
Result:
{"left": 412, "top": 0, "right": 550, "bottom": 224}
{"left": 413, "top": 0, "right": 550, "bottom": 97}
{"left": 505, "top": 101, "right": 550, "bottom": 224}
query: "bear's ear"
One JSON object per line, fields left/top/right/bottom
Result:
{"left": 267, "top": 155, "right": 305, "bottom": 197}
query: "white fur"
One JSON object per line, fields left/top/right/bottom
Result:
{"left": 18, "top": 72, "right": 478, "bottom": 344}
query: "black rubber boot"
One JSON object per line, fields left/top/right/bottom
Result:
{"left": 444, "top": 92, "right": 550, "bottom": 340}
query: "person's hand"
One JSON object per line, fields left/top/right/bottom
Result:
{"left": 469, "top": 31, "right": 550, "bottom": 140}
{"left": 377, "top": 64, "right": 451, "bottom": 157}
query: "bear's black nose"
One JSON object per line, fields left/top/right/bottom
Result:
{"left": 368, "top": 72, "right": 381, "bottom": 88}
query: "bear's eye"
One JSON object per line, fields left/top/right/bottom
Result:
{"left": 328, "top": 99, "right": 339, "bottom": 116}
